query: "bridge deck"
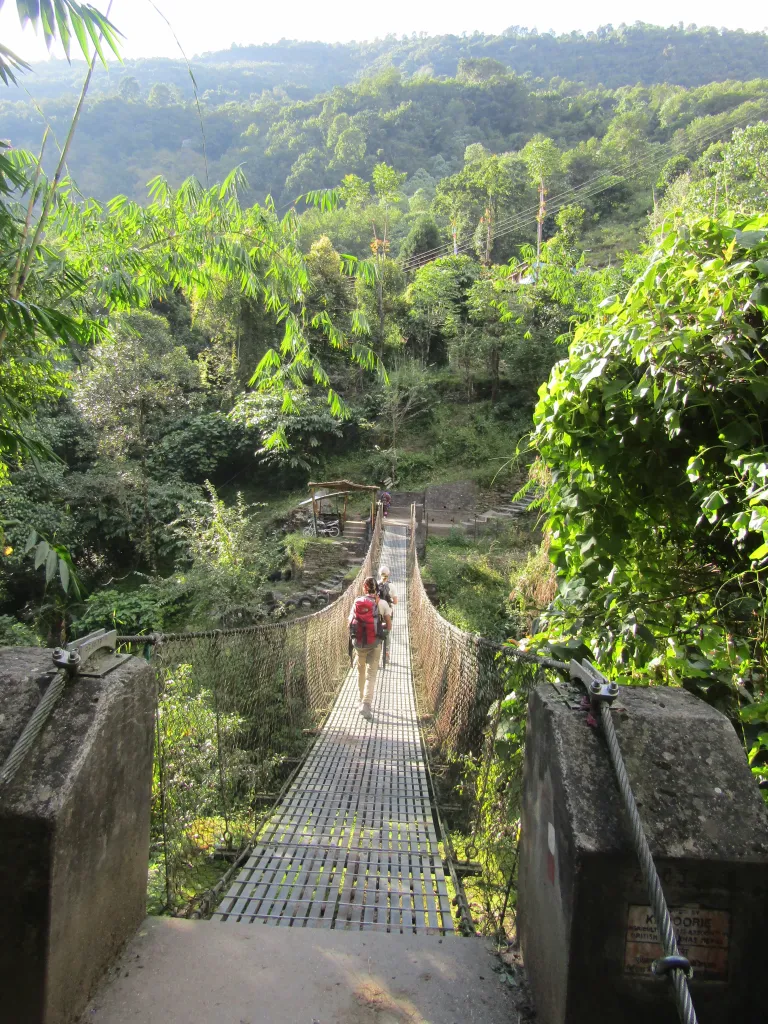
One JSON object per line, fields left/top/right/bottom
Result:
{"left": 213, "top": 524, "right": 454, "bottom": 933}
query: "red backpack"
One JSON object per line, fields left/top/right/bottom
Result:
{"left": 349, "top": 595, "right": 384, "bottom": 648}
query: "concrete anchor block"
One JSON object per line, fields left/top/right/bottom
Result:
{"left": 0, "top": 648, "right": 156, "bottom": 1024}
{"left": 518, "top": 682, "right": 768, "bottom": 1024}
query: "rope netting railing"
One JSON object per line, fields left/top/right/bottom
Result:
{"left": 120, "top": 512, "right": 383, "bottom": 916}
{"left": 406, "top": 504, "right": 566, "bottom": 939}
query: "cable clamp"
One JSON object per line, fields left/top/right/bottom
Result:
{"left": 52, "top": 647, "right": 81, "bottom": 674}
{"left": 53, "top": 629, "right": 130, "bottom": 678}
{"left": 570, "top": 658, "right": 619, "bottom": 703}
{"left": 652, "top": 955, "right": 693, "bottom": 980}
{"left": 570, "top": 659, "right": 619, "bottom": 726}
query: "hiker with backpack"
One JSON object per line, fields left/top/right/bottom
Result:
{"left": 349, "top": 576, "right": 392, "bottom": 719}
{"left": 377, "top": 565, "right": 398, "bottom": 665}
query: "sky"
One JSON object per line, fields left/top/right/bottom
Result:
{"left": 0, "top": 0, "right": 766, "bottom": 64}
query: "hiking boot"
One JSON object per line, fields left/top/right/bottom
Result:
{"left": 361, "top": 702, "right": 372, "bottom": 719}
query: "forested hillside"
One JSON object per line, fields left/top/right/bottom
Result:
{"left": 1, "top": 10, "right": 768, "bottom": 781}
{"left": 14, "top": 22, "right": 768, "bottom": 100}
{"left": 3, "top": 24, "right": 768, "bottom": 216}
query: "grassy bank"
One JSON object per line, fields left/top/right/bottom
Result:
{"left": 421, "top": 519, "right": 555, "bottom": 643}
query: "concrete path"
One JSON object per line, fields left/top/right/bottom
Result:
{"left": 82, "top": 917, "right": 525, "bottom": 1024}
{"left": 214, "top": 524, "right": 451, "bottom": 932}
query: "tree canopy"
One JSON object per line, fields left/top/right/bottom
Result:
{"left": 531, "top": 214, "right": 768, "bottom": 701}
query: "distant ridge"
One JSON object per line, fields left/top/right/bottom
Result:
{"left": 20, "top": 23, "right": 768, "bottom": 95}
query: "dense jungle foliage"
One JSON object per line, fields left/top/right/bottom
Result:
{"left": 1, "top": 8, "right": 768, "bottom": 786}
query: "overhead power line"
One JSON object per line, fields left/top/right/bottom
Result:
{"left": 401, "top": 108, "right": 765, "bottom": 272}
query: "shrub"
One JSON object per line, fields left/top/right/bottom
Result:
{"left": 0, "top": 615, "right": 42, "bottom": 646}
{"left": 72, "top": 577, "right": 190, "bottom": 636}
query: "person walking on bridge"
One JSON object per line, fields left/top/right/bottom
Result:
{"left": 349, "top": 576, "right": 391, "bottom": 719}
{"left": 377, "top": 565, "right": 398, "bottom": 665}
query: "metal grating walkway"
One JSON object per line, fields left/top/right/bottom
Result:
{"left": 213, "top": 524, "right": 454, "bottom": 933}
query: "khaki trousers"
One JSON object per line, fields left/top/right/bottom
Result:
{"left": 355, "top": 643, "right": 381, "bottom": 704}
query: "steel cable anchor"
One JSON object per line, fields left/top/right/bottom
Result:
{"left": 1, "top": 631, "right": 129, "bottom": 789}
{"left": 569, "top": 658, "right": 698, "bottom": 1024}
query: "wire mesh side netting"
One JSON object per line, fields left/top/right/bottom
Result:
{"left": 140, "top": 514, "right": 383, "bottom": 915}
{"left": 406, "top": 505, "right": 564, "bottom": 939}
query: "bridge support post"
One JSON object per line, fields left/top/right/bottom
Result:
{"left": 518, "top": 682, "right": 768, "bottom": 1024}
{"left": 0, "top": 648, "right": 156, "bottom": 1024}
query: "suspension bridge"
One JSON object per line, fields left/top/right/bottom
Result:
{"left": 2, "top": 504, "right": 764, "bottom": 1024}
{"left": 80, "top": 511, "right": 534, "bottom": 1024}
{"left": 213, "top": 524, "right": 452, "bottom": 932}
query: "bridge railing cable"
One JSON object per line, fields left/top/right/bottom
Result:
{"left": 406, "top": 504, "right": 565, "bottom": 937}
{"left": 407, "top": 505, "right": 700, "bottom": 1023}
{"left": 117, "top": 509, "right": 383, "bottom": 915}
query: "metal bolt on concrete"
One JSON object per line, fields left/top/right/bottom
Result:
{"left": 214, "top": 524, "right": 454, "bottom": 934}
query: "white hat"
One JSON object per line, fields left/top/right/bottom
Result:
{"left": 379, "top": 565, "right": 390, "bottom": 577}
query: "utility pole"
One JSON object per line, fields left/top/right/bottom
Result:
{"left": 536, "top": 177, "right": 546, "bottom": 267}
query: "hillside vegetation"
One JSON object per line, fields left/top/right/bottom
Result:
{"left": 2, "top": 24, "right": 768, "bottom": 223}
{"left": 14, "top": 23, "right": 768, "bottom": 99}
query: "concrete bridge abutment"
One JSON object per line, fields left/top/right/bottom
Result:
{"left": 519, "top": 682, "right": 768, "bottom": 1024}
{"left": 0, "top": 648, "right": 156, "bottom": 1024}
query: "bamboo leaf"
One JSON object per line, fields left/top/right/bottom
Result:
{"left": 45, "top": 545, "right": 58, "bottom": 583}
{"left": 34, "top": 541, "right": 49, "bottom": 570}
{"left": 40, "top": 0, "right": 55, "bottom": 47}
{"left": 67, "top": 7, "right": 90, "bottom": 61}
{"left": 58, "top": 554, "right": 70, "bottom": 593}
{"left": 53, "top": 0, "right": 72, "bottom": 57}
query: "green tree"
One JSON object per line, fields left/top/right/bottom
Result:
{"left": 74, "top": 311, "right": 201, "bottom": 562}
{"left": 148, "top": 83, "right": 172, "bottom": 107}
{"left": 432, "top": 177, "right": 473, "bottom": 255}
{"left": 521, "top": 135, "right": 562, "bottom": 262}
{"left": 376, "top": 362, "right": 432, "bottom": 479}
{"left": 369, "top": 163, "right": 407, "bottom": 354}
{"left": 463, "top": 146, "right": 519, "bottom": 265}
{"left": 531, "top": 214, "right": 768, "bottom": 713}
{"left": 660, "top": 124, "right": 768, "bottom": 222}
{"left": 406, "top": 260, "right": 462, "bottom": 363}
{"left": 434, "top": 147, "right": 525, "bottom": 264}
{"left": 334, "top": 126, "right": 366, "bottom": 167}
{"left": 118, "top": 76, "right": 141, "bottom": 102}
{"left": 399, "top": 215, "right": 441, "bottom": 268}
{"left": 456, "top": 57, "right": 509, "bottom": 84}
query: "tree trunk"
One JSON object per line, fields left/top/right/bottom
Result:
{"left": 377, "top": 258, "right": 385, "bottom": 358}
{"left": 536, "top": 178, "right": 545, "bottom": 266}
{"left": 490, "top": 343, "right": 499, "bottom": 405}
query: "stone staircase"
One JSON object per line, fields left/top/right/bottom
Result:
{"left": 266, "top": 518, "right": 371, "bottom": 615}
{"left": 462, "top": 489, "right": 538, "bottom": 527}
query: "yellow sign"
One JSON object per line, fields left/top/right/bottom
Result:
{"left": 624, "top": 904, "right": 730, "bottom": 982}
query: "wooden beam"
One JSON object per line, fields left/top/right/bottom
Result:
{"left": 307, "top": 479, "right": 379, "bottom": 493}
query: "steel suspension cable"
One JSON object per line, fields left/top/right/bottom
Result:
{"left": 0, "top": 671, "right": 68, "bottom": 787}
{"left": 598, "top": 698, "right": 699, "bottom": 1024}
